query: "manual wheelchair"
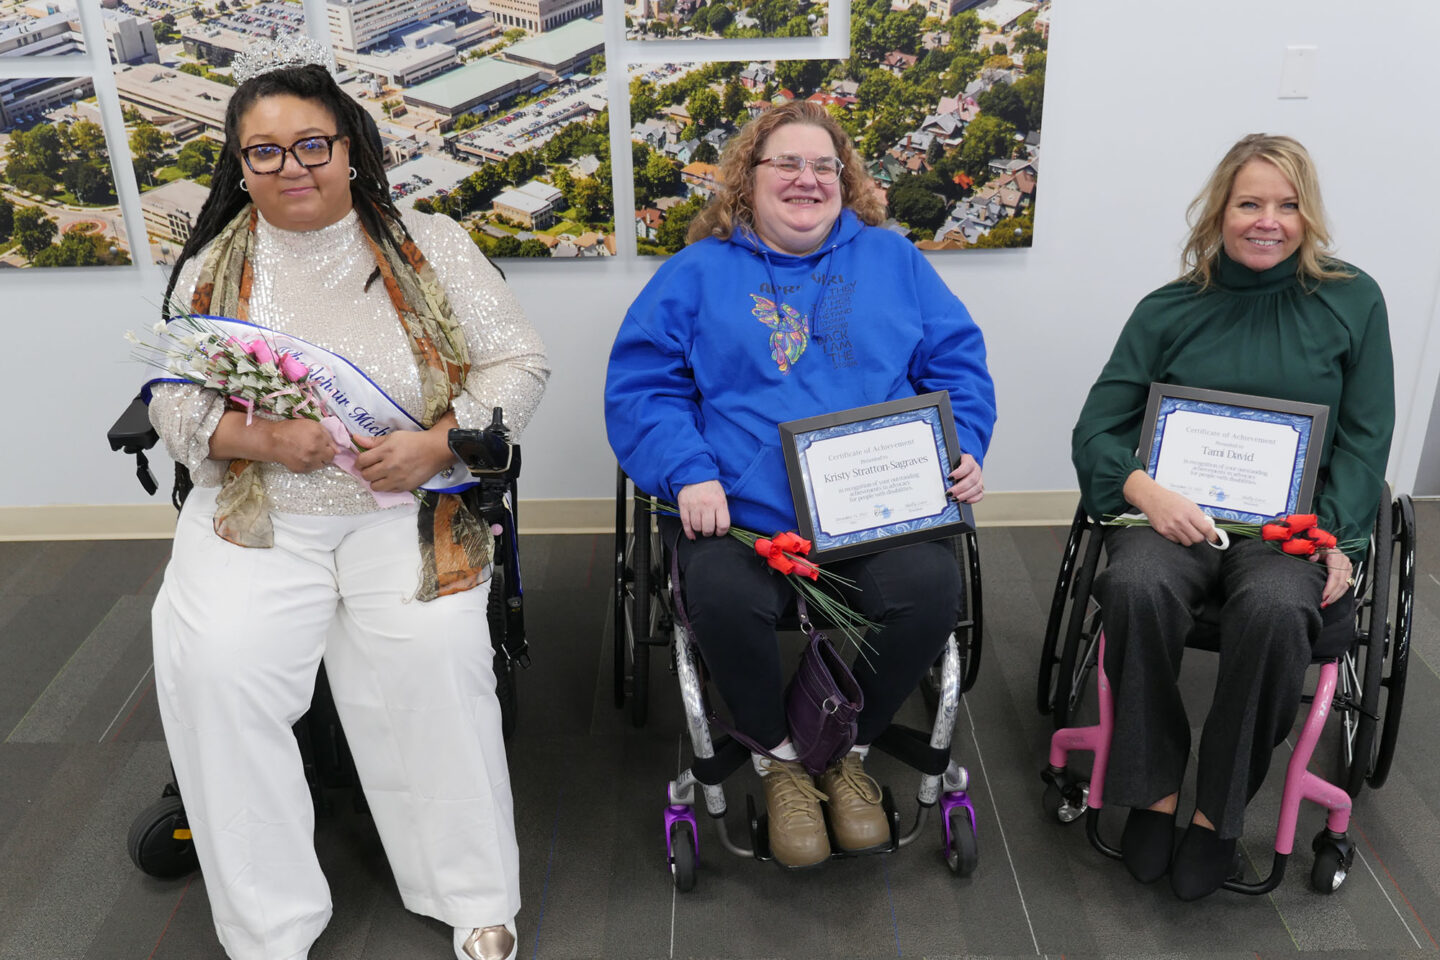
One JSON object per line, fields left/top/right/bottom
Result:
{"left": 1036, "top": 485, "right": 1415, "bottom": 894}
{"left": 613, "top": 468, "right": 986, "bottom": 891}
{"left": 108, "top": 397, "right": 529, "bottom": 880}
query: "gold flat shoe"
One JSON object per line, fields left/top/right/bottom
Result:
{"left": 454, "top": 921, "right": 517, "bottom": 960}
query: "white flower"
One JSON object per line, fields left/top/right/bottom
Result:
{"left": 124, "top": 330, "right": 141, "bottom": 344}
{"left": 152, "top": 320, "right": 168, "bottom": 335}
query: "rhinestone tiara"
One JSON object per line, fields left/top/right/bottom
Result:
{"left": 231, "top": 33, "right": 337, "bottom": 86}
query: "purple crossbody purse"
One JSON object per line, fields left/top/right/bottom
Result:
{"left": 669, "top": 547, "right": 863, "bottom": 774}
{"left": 782, "top": 600, "right": 865, "bottom": 775}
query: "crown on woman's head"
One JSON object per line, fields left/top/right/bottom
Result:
{"left": 232, "top": 33, "right": 336, "bottom": 86}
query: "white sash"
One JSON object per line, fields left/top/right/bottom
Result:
{"left": 141, "top": 315, "right": 475, "bottom": 494}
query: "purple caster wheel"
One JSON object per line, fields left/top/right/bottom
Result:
{"left": 665, "top": 803, "right": 699, "bottom": 891}
{"left": 940, "top": 792, "right": 977, "bottom": 877}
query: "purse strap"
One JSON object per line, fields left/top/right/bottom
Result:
{"left": 667, "top": 542, "right": 815, "bottom": 764}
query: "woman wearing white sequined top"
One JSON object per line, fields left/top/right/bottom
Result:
{"left": 146, "top": 42, "right": 546, "bottom": 960}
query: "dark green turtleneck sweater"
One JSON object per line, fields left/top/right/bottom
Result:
{"left": 1072, "top": 251, "right": 1394, "bottom": 557}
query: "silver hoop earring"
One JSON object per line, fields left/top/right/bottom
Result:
{"left": 240, "top": 180, "right": 249, "bottom": 192}
{"left": 349, "top": 166, "right": 357, "bottom": 181}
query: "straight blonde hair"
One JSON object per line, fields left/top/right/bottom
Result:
{"left": 1181, "top": 133, "right": 1352, "bottom": 289}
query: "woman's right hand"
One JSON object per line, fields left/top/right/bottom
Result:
{"left": 209, "top": 411, "right": 335, "bottom": 473}
{"left": 265, "top": 419, "right": 337, "bottom": 473}
{"left": 677, "top": 480, "right": 730, "bottom": 540}
{"left": 1122, "top": 470, "right": 1217, "bottom": 546}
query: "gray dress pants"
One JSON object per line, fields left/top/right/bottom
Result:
{"left": 1094, "top": 526, "right": 1327, "bottom": 838}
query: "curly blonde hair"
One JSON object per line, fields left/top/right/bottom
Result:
{"left": 1181, "top": 133, "right": 1352, "bottom": 288}
{"left": 686, "top": 101, "right": 886, "bottom": 245}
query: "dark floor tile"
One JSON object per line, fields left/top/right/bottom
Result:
{"left": 3, "top": 520, "right": 1440, "bottom": 960}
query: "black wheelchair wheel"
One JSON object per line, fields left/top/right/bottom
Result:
{"left": 1313, "top": 834, "right": 1353, "bottom": 898}
{"left": 1038, "top": 504, "right": 1090, "bottom": 715}
{"left": 128, "top": 792, "right": 199, "bottom": 879}
{"left": 957, "top": 529, "right": 983, "bottom": 694}
{"left": 1370, "top": 495, "right": 1415, "bottom": 789}
{"left": 488, "top": 566, "right": 517, "bottom": 740}
{"left": 669, "top": 820, "right": 697, "bottom": 892}
{"left": 1053, "top": 525, "right": 1104, "bottom": 731}
{"left": 944, "top": 806, "right": 979, "bottom": 877}
{"left": 613, "top": 467, "right": 628, "bottom": 709}
{"left": 627, "top": 494, "right": 653, "bottom": 727}
{"left": 1344, "top": 486, "right": 1392, "bottom": 797}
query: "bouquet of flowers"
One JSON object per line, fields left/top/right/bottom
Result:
{"left": 128, "top": 314, "right": 324, "bottom": 424}
{"left": 640, "top": 497, "right": 879, "bottom": 657}
{"left": 127, "top": 314, "right": 410, "bottom": 506}
{"left": 1106, "top": 511, "right": 1364, "bottom": 556}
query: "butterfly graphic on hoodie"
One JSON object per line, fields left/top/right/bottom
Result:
{"left": 750, "top": 293, "right": 808, "bottom": 374}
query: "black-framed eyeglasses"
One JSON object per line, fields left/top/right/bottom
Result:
{"left": 239, "top": 134, "right": 344, "bottom": 175}
{"left": 754, "top": 153, "right": 845, "bottom": 183}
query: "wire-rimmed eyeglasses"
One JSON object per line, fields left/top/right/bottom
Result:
{"left": 753, "top": 153, "right": 845, "bottom": 184}
{"left": 239, "top": 134, "right": 344, "bottom": 175}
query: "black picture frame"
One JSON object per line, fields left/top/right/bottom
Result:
{"left": 779, "top": 392, "right": 974, "bottom": 562}
{"left": 1136, "top": 383, "right": 1329, "bottom": 524}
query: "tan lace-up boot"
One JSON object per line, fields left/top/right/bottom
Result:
{"left": 760, "top": 757, "right": 830, "bottom": 867}
{"left": 818, "top": 752, "right": 889, "bottom": 852}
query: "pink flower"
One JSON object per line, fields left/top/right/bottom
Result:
{"left": 245, "top": 338, "right": 275, "bottom": 365}
{"left": 278, "top": 353, "right": 309, "bottom": 382}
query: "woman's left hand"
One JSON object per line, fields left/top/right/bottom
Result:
{"left": 1315, "top": 548, "right": 1354, "bottom": 608}
{"left": 354, "top": 429, "right": 450, "bottom": 493}
{"left": 947, "top": 454, "right": 984, "bottom": 503}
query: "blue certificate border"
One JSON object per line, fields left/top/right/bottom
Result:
{"left": 1138, "top": 384, "right": 1330, "bottom": 525}
{"left": 779, "top": 392, "right": 973, "bottom": 562}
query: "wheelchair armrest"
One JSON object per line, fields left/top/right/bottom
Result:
{"left": 108, "top": 395, "right": 159, "bottom": 454}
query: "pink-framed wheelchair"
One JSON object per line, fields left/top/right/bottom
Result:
{"left": 1035, "top": 484, "right": 1414, "bottom": 894}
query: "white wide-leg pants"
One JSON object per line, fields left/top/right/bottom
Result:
{"left": 152, "top": 487, "right": 520, "bottom": 960}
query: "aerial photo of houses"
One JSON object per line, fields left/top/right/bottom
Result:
{"left": 2, "top": 0, "right": 1046, "bottom": 266}
{"left": 626, "top": 0, "right": 830, "bottom": 41}
{"left": 632, "top": 0, "right": 1048, "bottom": 255}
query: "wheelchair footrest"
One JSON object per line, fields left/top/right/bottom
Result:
{"left": 872, "top": 724, "right": 952, "bottom": 777}
{"left": 691, "top": 737, "right": 750, "bottom": 787}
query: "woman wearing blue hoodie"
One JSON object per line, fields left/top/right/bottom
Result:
{"left": 606, "top": 101, "right": 997, "bottom": 869}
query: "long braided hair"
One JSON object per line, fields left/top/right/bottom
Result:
{"left": 160, "top": 64, "right": 404, "bottom": 315}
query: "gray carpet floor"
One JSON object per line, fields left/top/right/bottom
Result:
{"left": 2, "top": 506, "right": 1438, "bottom": 960}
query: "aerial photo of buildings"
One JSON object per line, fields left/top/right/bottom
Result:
{"left": 1, "top": 0, "right": 612, "bottom": 265}
{"left": 1, "top": 0, "right": 1049, "bottom": 265}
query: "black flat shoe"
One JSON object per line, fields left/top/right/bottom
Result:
{"left": 1121, "top": 808, "right": 1177, "bottom": 883}
{"left": 1170, "top": 823, "right": 1238, "bottom": 901}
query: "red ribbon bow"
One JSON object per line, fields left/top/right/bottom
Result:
{"left": 754, "top": 531, "right": 820, "bottom": 580}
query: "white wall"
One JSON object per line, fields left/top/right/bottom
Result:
{"left": 4, "top": 0, "right": 1439, "bottom": 512}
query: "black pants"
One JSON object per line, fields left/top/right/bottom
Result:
{"left": 1094, "top": 526, "right": 1326, "bottom": 838}
{"left": 670, "top": 525, "right": 960, "bottom": 750}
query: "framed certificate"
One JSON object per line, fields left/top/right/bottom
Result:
{"left": 1137, "top": 384, "right": 1329, "bottom": 524}
{"left": 779, "top": 392, "right": 973, "bottom": 562}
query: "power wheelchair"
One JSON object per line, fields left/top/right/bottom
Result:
{"left": 613, "top": 468, "right": 986, "bottom": 891}
{"left": 108, "top": 397, "right": 528, "bottom": 880}
{"left": 1036, "top": 485, "right": 1415, "bottom": 894}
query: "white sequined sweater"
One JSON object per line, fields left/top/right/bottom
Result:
{"left": 149, "top": 208, "right": 549, "bottom": 516}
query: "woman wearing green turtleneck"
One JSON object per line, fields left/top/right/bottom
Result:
{"left": 1071, "top": 134, "right": 1393, "bottom": 900}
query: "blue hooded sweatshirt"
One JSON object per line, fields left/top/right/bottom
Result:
{"left": 605, "top": 209, "right": 997, "bottom": 535}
